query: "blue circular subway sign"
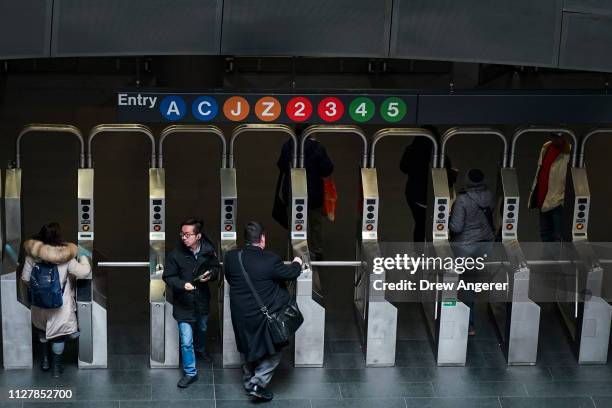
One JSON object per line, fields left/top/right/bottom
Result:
{"left": 160, "top": 95, "right": 186, "bottom": 121}
{"left": 192, "top": 96, "right": 219, "bottom": 121}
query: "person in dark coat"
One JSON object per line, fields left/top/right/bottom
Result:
{"left": 276, "top": 134, "right": 334, "bottom": 260}
{"left": 162, "top": 218, "right": 220, "bottom": 388}
{"left": 400, "top": 135, "right": 457, "bottom": 242}
{"left": 223, "top": 221, "right": 303, "bottom": 401}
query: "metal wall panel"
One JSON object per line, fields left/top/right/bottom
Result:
{"left": 390, "top": 0, "right": 562, "bottom": 67}
{"left": 222, "top": 0, "right": 391, "bottom": 57}
{"left": 52, "top": 0, "right": 222, "bottom": 57}
{"left": 564, "top": 0, "right": 612, "bottom": 15}
{"left": 560, "top": 12, "right": 612, "bottom": 72}
{"left": 0, "top": 0, "right": 52, "bottom": 59}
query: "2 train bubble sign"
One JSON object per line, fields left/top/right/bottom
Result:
{"left": 117, "top": 92, "right": 417, "bottom": 125}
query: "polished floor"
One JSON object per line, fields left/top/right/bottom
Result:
{"left": 0, "top": 301, "right": 611, "bottom": 408}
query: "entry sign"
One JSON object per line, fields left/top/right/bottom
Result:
{"left": 118, "top": 92, "right": 417, "bottom": 125}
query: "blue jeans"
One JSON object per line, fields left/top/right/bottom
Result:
{"left": 453, "top": 242, "right": 492, "bottom": 327}
{"left": 178, "top": 314, "right": 208, "bottom": 376}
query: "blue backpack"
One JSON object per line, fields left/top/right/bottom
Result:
{"left": 29, "top": 262, "right": 65, "bottom": 309}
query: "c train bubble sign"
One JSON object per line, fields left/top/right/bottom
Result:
{"left": 117, "top": 91, "right": 418, "bottom": 125}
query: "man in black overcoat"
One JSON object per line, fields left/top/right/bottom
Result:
{"left": 223, "top": 221, "right": 303, "bottom": 401}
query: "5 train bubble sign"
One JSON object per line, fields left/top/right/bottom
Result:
{"left": 117, "top": 92, "right": 417, "bottom": 125}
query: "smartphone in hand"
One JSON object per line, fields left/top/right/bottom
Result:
{"left": 193, "top": 270, "right": 211, "bottom": 282}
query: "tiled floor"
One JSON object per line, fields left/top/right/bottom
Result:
{"left": 0, "top": 303, "right": 610, "bottom": 407}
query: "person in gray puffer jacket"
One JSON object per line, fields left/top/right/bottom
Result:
{"left": 449, "top": 168, "right": 495, "bottom": 244}
{"left": 449, "top": 168, "right": 494, "bottom": 336}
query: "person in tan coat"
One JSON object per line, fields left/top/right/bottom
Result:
{"left": 21, "top": 222, "right": 91, "bottom": 378}
{"left": 528, "top": 132, "right": 571, "bottom": 242}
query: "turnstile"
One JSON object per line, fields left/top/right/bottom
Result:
{"left": 220, "top": 165, "right": 239, "bottom": 368}
{"left": 559, "top": 129, "right": 612, "bottom": 364}
{"left": 367, "top": 128, "right": 450, "bottom": 366}
{"left": 424, "top": 164, "right": 470, "bottom": 366}
{"left": 2, "top": 124, "right": 92, "bottom": 369}
{"left": 292, "top": 125, "right": 372, "bottom": 367}
{"left": 85, "top": 124, "right": 158, "bottom": 368}
{"left": 2, "top": 165, "right": 30, "bottom": 368}
{"left": 469, "top": 127, "right": 540, "bottom": 365}
{"left": 224, "top": 124, "right": 308, "bottom": 366}
{"left": 158, "top": 124, "right": 227, "bottom": 368}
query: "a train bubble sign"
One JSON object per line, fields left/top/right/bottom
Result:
{"left": 118, "top": 92, "right": 417, "bottom": 125}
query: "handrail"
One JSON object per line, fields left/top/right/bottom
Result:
{"left": 229, "top": 124, "right": 297, "bottom": 168}
{"left": 97, "top": 260, "right": 364, "bottom": 267}
{"left": 16, "top": 124, "right": 85, "bottom": 168}
{"left": 579, "top": 129, "right": 612, "bottom": 168}
{"left": 510, "top": 127, "right": 578, "bottom": 168}
{"left": 440, "top": 127, "right": 508, "bottom": 168}
{"left": 158, "top": 125, "right": 227, "bottom": 168}
{"left": 370, "top": 128, "right": 438, "bottom": 168}
{"left": 301, "top": 125, "right": 368, "bottom": 168}
{"left": 87, "top": 124, "right": 156, "bottom": 168}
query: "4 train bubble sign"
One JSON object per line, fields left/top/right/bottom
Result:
{"left": 117, "top": 92, "right": 417, "bottom": 125}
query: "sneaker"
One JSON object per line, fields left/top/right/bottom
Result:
{"left": 177, "top": 374, "right": 198, "bottom": 388}
{"left": 468, "top": 325, "right": 476, "bottom": 336}
{"left": 248, "top": 384, "right": 273, "bottom": 401}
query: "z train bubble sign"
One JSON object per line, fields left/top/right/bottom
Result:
{"left": 117, "top": 92, "right": 417, "bottom": 125}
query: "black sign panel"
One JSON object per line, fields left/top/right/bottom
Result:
{"left": 117, "top": 92, "right": 418, "bottom": 125}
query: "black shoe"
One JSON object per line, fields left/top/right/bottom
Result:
{"left": 244, "top": 382, "right": 254, "bottom": 394}
{"left": 40, "top": 343, "right": 50, "bottom": 372}
{"left": 248, "top": 384, "right": 273, "bottom": 401}
{"left": 177, "top": 374, "right": 198, "bottom": 388}
{"left": 51, "top": 353, "right": 63, "bottom": 379}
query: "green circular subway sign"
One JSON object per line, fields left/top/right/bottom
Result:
{"left": 349, "top": 97, "right": 376, "bottom": 123}
{"left": 380, "top": 97, "right": 407, "bottom": 122}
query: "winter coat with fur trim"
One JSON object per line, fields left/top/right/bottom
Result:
{"left": 21, "top": 239, "right": 91, "bottom": 340}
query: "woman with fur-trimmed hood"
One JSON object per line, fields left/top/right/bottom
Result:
{"left": 21, "top": 222, "right": 91, "bottom": 377}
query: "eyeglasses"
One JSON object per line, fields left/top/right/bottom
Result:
{"left": 179, "top": 232, "right": 198, "bottom": 239}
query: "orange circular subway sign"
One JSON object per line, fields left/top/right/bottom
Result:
{"left": 223, "top": 96, "right": 250, "bottom": 121}
{"left": 255, "top": 96, "right": 281, "bottom": 122}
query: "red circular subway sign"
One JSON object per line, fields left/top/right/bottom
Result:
{"left": 317, "top": 97, "right": 344, "bottom": 122}
{"left": 286, "top": 97, "right": 313, "bottom": 122}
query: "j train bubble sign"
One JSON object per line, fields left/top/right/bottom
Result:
{"left": 117, "top": 92, "right": 417, "bottom": 125}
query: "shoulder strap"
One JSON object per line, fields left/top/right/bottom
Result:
{"left": 238, "top": 251, "right": 271, "bottom": 317}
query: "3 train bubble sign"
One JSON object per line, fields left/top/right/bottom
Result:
{"left": 117, "top": 92, "right": 417, "bottom": 125}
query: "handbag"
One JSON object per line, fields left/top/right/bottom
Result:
{"left": 238, "top": 251, "right": 304, "bottom": 346}
{"left": 321, "top": 176, "right": 337, "bottom": 222}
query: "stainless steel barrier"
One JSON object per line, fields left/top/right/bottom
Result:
{"left": 157, "top": 124, "right": 227, "bottom": 368}
{"left": 84, "top": 123, "right": 156, "bottom": 369}
{"left": 3, "top": 124, "right": 87, "bottom": 369}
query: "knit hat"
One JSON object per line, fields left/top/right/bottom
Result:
{"left": 465, "top": 168, "right": 485, "bottom": 188}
